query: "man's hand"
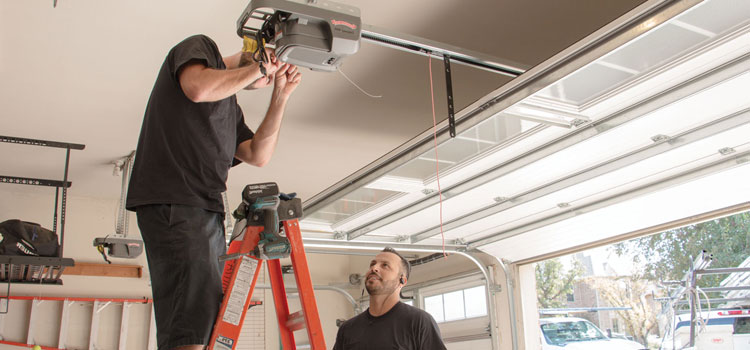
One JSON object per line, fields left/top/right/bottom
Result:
{"left": 272, "top": 64, "right": 302, "bottom": 99}
{"left": 244, "top": 75, "right": 272, "bottom": 90}
{"left": 242, "top": 49, "right": 284, "bottom": 90}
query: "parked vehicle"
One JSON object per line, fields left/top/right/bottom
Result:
{"left": 661, "top": 310, "right": 750, "bottom": 350}
{"left": 540, "top": 317, "right": 647, "bottom": 350}
{"left": 608, "top": 331, "right": 636, "bottom": 341}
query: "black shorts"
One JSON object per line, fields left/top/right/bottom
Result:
{"left": 136, "top": 204, "right": 226, "bottom": 350}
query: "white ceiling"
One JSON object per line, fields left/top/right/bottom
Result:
{"left": 0, "top": 0, "right": 646, "bottom": 205}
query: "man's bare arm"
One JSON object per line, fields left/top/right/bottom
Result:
{"left": 223, "top": 51, "right": 255, "bottom": 70}
{"left": 233, "top": 96, "right": 286, "bottom": 167}
{"left": 179, "top": 63, "right": 266, "bottom": 102}
{"left": 235, "top": 64, "right": 302, "bottom": 167}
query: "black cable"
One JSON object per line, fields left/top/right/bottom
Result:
{"left": 251, "top": 11, "right": 290, "bottom": 75}
{"left": 253, "top": 13, "right": 277, "bottom": 65}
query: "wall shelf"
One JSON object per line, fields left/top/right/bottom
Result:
{"left": 0, "top": 135, "right": 84, "bottom": 285}
{"left": 0, "top": 256, "right": 74, "bottom": 285}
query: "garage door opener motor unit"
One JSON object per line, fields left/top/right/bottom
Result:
{"left": 236, "top": 0, "right": 361, "bottom": 72}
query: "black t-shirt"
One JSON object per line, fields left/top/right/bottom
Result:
{"left": 333, "top": 302, "right": 447, "bottom": 350}
{"left": 126, "top": 35, "right": 254, "bottom": 213}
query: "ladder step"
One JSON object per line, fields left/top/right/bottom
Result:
{"left": 286, "top": 310, "right": 306, "bottom": 331}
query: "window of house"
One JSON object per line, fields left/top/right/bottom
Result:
{"left": 423, "top": 285, "right": 487, "bottom": 323}
{"left": 566, "top": 293, "right": 575, "bottom": 302}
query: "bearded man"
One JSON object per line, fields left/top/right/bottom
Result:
{"left": 332, "top": 247, "right": 447, "bottom": 350}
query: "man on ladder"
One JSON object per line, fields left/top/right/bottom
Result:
{"left": 126, "top": 34, "right": 302, "bottom": 350}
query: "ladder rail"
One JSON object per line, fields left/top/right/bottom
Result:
{"left": 285, "top": 220, "right": 326, "bottom": 349}
{"left": 210, "top": 226, "right": 265, "bottom": 350}
{"left": 268, "top": 259, "right": 296, "bottom": 349}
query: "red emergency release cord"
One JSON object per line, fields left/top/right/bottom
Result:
{"left": 427, "top": 53, "right": 448, "bottom": 258}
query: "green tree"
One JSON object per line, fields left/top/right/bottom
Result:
{"left": 536, "top": 258, "right": 585, "bottom": 308}
{"left": 613, "top": 211, "right": 750, "bottom": 289}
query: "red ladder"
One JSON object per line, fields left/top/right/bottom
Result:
{"left": 208, "top": 204, "right": 325, "bottom": 349}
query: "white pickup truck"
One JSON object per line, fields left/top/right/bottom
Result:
{"left": 540, "top": 317, "right": 647, "bottom": 350}
{"left": 661, "top": 310, "right": 750, "bottom": 350}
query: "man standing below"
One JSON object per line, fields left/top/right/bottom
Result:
{"left": 126, "top": 34, "right": 301, "bottom": 350}
{"left": 333, "top": 247, "right": 447, "bottom": 350}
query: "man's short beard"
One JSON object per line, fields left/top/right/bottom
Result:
{"left": 366, "top": 278, "right": 399, "bottom": 296}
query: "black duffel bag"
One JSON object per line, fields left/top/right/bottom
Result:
{"left": 0, "top": 219, "right": 60, "bottom": 257}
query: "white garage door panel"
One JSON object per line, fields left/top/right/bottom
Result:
{"left": 480, "top": 160, "right": 750, "bottom": 262}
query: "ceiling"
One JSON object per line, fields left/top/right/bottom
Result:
{"left": 4, "top": 0, "right": 747, "bottom": 265}
{"left": 0, "top": 0, "right": 645, "bottom": 205}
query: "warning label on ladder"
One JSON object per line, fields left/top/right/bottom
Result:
{"left": 213, "top": 335, "right": 235, "bottom": 350}
{"left": 222, "top": 255, "right": 257, "bottom": 326}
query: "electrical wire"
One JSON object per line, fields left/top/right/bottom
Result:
{"left": 695, "top": 286, "right": 712, "bottom": 333}
{"left": 253, "top": 14, "right": 275, "bottom": 64}
{"left": 253, "top": 30, "right": 269, "bottom": 66}
{"left": 427, "top": 53, "right": 447, "bottom": 258}
{"left": 252, "top": 11, "right": 288, "bottom": 73}
{"left": 338, "top": 68, "right": 382, "bottom": 98}
{"left": 672, "top": 285, "right": 714, "bottom": 349}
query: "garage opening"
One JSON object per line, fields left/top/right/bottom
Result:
{"left": 529, "top": 210, "right": 750, "bottom": 349}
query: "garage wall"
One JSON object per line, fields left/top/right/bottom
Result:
{"left": 0, "top": 187, "right": 152, "bottom": 349}
{"left": 0, "top": 187, "right": 151, "bottom": 297}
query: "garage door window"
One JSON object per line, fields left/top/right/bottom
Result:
{"left": 424, "top": 285, "right": 487, "bottom": 323}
